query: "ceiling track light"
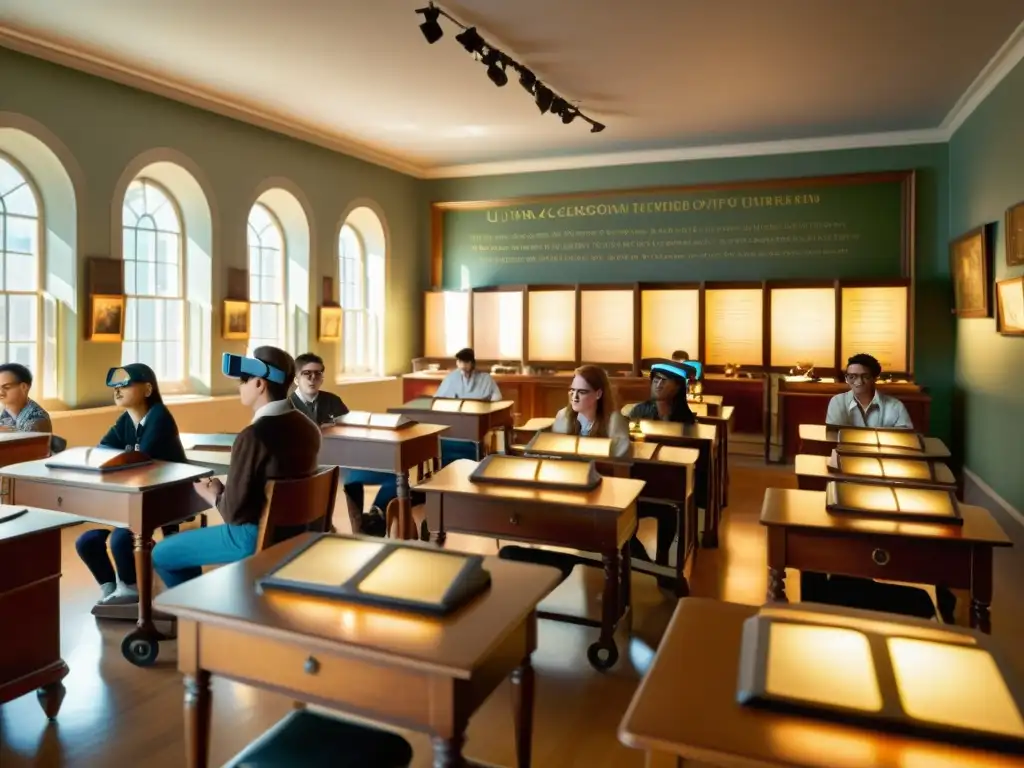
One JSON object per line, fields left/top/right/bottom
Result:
{"left": 415, "top": 5, "right": 605, "bottom": 133}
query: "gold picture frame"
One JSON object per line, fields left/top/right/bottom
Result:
{"left": 1007, "top": 200, "right": 1024, "bottom": 268}
{"left": 222, "top": 299, "right": 250, "bottom": 340}
{"left": 90, "top": 294, "right": 125, "bottom": 342}
{"left": 996, "top": 276, "right": 1024, "bottom": 336}
{"left": 950, "top": 226, "right": 990, "bottom": 318}
{"left": 318, "top": 306, "right": 342, "bottom": 342}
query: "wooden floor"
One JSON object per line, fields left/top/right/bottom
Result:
{"left": 2, "top": 459, "right": 1023, "bottom": 767}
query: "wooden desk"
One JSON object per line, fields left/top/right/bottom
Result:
{"left": 0, "top": 507, "right": 83, "bottom": 720}
{"left": 387, "top": 398, "right": 514, "bottom": 459}
{"left": 155, "top": 533, "right": 562, "bottom": 768}
{"left": 794, "top": 454, "right": 958, "bottom": 493}
{"left": 0, "top": 431, "right": 52, "bottom": 503}
{"left": 778, "top": 381, "right": 931, "bottom": 461}
{"left": 0, "top": 458, "right": 213, "bottom": 666}
{"left": 798, "top": 424, "right": 951, "bottom": 459}
{"left": 185, "top": 450, "right": 232, "bottom": 473}
{"left": 320, "top": 423, "right": 448, "bottom": 540}
{"left": 702, "top": 374, "right": 765, "bottom": 434}
{"left": 619, "top": 597, "right": 1024, "bottom": 768}
{"left": 697, "top": 406, "right": 734, "bottom": 508}
{"left": 760, "top": 488, "right": 1011, "bottom": 632}
{"left": 179, "top": 433, "right": 236, "bottom": 452}
{"left": 418, "top": 459, "right": 644, "bottom": 669}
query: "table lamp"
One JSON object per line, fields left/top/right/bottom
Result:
{"left": 468, "top": 454, "right": 601, "bottom": 491}
{"left": 825, "top": 480, "right": 961, "bottom": 525}
{"left": 258, "top": 535, "right": 491, "bottom": 616}
{"left": 737, "top": 603, "right": 1024, "bottom": 752}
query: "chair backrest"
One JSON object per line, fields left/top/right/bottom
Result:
{"left": 50, "top": 435, "right": 68, "bottom": 454}
{"left": 255, "top": 465, "right": 340, "bottom": 552}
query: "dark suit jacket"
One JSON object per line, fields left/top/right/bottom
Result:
{"left": 290, "top": 390, "right": 349, "bottom": 426}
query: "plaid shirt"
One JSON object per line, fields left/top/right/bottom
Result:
{"left": 0, "top": 398, "right": 52, "bottom": 433}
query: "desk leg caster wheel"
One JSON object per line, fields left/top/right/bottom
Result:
{"left": 122, "top": 630, "right": 160, "bottom": 667}
{"left": 587, "top": 640, "right": 618, "bottom": 670}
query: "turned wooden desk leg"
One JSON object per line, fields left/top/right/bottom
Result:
{"left": 37, "top": 680, "right": 67, "bottom": 720}
{"left": 511, "top": 654, "right": 535, "bottom": 768}
{"left": 970, "top": 545, "right": 993, "bottom": 634}
{"left": 184, "top": 670, "right": 212, "bottom": 768}
{"left": 431, "top": 733, "right": 466, "bottom": 768}
{"left": 766, "top": 528, "right": 788, "bottom": 602}
{"left": 133, "top": 530, "right": 158, "bottom": 634}
{"left": 701, "top": 449, "right": 719, "bottom": 548}
{"left": 395, "top": 472, "right": 415, "bottom": 540}
{"left": 674, "top": 503, "right": 690, "bottom": 598}
{"left": 620, "top": 540, "right": 632, "bottom": 621}
{"left": 586, "top": 550, "right": 621, "bottom": 670}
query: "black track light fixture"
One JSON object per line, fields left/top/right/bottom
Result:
{"left": 416, "top": 5, "right": 443, "bottom": 44}
{"left": 416, "top": 7, "right": 605, "bottom": 133}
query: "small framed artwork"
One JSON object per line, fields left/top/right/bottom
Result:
{"left": 223, "top": 299, "right": 250, "bottom": 340}
{"left": 950, "top": 226, "right": 990, "bottom": 318}
{"left": 90, "top": 294, "right": 125, "bottom": 342}
{"left": 996, "top": 276, "right": 1024, "bottom": 336}
{"left": 318, "top": 306, "right": 342, "bottom": 342}
{"left": 1007, "top": 201, "right": 1024, "bottom": 267}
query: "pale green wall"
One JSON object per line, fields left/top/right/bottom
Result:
{"left": 426, "top": 145, "right": 955, "bottom": 444}
{"left": 0, "top": 47, "right": 424, "bottom": 407}
{"left": 949, "top": 54, "right": 1024, "bottom": 510}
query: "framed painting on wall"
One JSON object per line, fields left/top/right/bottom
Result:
{"left": 222, "top": 300, "right": 250, "bottom": 340}
{"left": 996, "top": 276, "right": 1024, "bottom": 336}
{"left": 90, "top": 294, "right": 125, "bottom": 342}
{"left": 318, "top": 306, "right": 342, "bottom": 342}
{"left": 1007, "top": 201, "right": 1024, "bottom": 268}
{"left": 950, "top": 226, "right": 990, "bottom": 318}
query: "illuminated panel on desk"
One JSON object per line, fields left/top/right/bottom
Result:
{"left": 536, "top": 459, "right": 594, "bottom": 486}
{"left": 430, "top": 398, "right": 464, "bottom": 413}
{"left": 576, "top": 437, "right": 612, "bottom": 457}
{"left": 269, "top": 537, "right": 384, "bottom": 586}
{"left": 358, "top": 548, "right": 467, "bottom": 605}
{"left": 469, "top": 454, "right": 600, "bottom": 490}
{"left": 825, "top": 481, "right": 959, "bottom": 523}
{"left": 836, "top": 456, "right": 933, "bottom": 482}
{"left": 476, "top": 455, "right": 539, "bottom": 482}
{"left": 738, "top": 604, "right": 1024, "bottom": 750}
{"left": 528, "top": 432, "right": 579, "bottom": 454}
{"left": 334, "top": 412, "right": 413, "bottom": 429}
{"left": 838, "top": 429, "right": 924, "bottom": 451}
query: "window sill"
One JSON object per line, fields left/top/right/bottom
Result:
{"left": 334, "top": 374, "right": 396, "bottom": 386}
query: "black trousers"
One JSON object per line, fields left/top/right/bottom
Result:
{"left": 629, "top": 501, "right": 677, "bottom": 565}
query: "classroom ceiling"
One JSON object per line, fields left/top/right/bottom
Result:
{"left": 1, "top": 0, "right": 1023, "bottom": 176}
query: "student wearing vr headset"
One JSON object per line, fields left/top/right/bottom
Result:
{"left": 151, "top": 346, "right": 321, "bottom": 588}
{"left": 75, "top": 363, "right": 187, "bottom": 606}
{"left": 627, "top": 360, "right": 701, "bottom": 565}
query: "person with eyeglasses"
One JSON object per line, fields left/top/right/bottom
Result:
{"left": 290, "top": 352, "right": 350, "bottom": 425}
{"left": 825, "top": 353, "right": 913, "bottom": 429}
{"left": 551, "top": 365, "right": 631, "bottom": 456}
{"left": 0, "top": 362, "right": 51, "bottom": 433}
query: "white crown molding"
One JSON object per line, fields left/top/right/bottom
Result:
{"left": 940, "top": 18, "right": 1024, "bottom": 137}
{"left": 0, "top": 24, "right": 430, "bottom": 178}
{"left": 423, "top": 129, "right": 948, "bottom": 179}
{"left": 964, "top": 467, "right": 1024, "bottom": 529}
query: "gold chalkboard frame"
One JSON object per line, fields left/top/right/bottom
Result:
{"left": 430, "top": 170, "right": 917, "bottom": 288}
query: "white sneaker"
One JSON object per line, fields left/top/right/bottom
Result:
{"left": 98, "top": 582, "right": 116, "bottom": 604}
{"left": 101, "top": 584, "right": 140, "bottom": 605}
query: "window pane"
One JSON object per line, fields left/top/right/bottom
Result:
{"left": 138, "top": 261, "right": 156, "bottom": 296}
{"left": 43, "top": 294, "right": 57, "bottom": 399}
{"left": 250, "top": 275, "right": 261, "bottom": 302}
{"left": 124, "top": 261, "right": 137, "bottom": 296}
{"left": 4, "top": 184, "right": 37, "bottom": 217}
{"left": 165, "top": 300, "right": 183, "bottom": 341}
{"left": 0, "top": 160, "right": 26, "bottom": 197}
{"left": 156, "top": 262, "right": 179, "bottom": 298}
{"left": 5, "top": 215, "right": 37, "bottom": 255}
{"left": 249, "top": 246, "right": 261, "bottom": 275}
{"left": 152, "top": 203, "right": 180, "bottom": 234}
{"left": 262, "top": 248, "right": 280, "bottom": 277}
{"left": 0, "top": 294, "right": 6, "bottom": 340}
{"left": 8, "top": 342, "right": 34, "bottom": 368}
{"left": 6, "top": 252, "right": 36, "bottom": 292}
{"left": 262, "top": 277, "right": 278, "bottom": 304}
{"left": 137, "top": 229, "right": 156, "bottom": 263}
{"left": 8, "top": 295, "right": 36, "bottom": 341}
{"left": 138, "top": 298, "right": 156, "bottom": 340}
{"left": 156, "top": 232, "right": 179, "bottom": 265}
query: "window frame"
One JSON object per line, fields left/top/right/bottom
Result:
{"left": 338, "top": 223, "right": 380, "bottom": 376}
{"left": 246, "top": 201, "right": 288, "bottom": 355}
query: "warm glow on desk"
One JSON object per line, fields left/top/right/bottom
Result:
{"left": 335, "top": 411, "right": 411, "bottom": 429}
{"left": 528, "top": 290, "right": 576, "bottom": 361}
{"left": 478, "top": 455, "right": 539, "bottom": 482}
{"left": 839, "top": 428, "right": 923, "bottom": 451}
{"left": 271, "top": 538, "right": 384, "bottom": 586}
{"left": 765, "top": 623, "right": 883, "bottom": 712}
{"left": 641, "top": 289, "right": 699, "bottom": 360}
{"left": 473, "top": 290, "right": 523, "bottom": 360}
{"left": 577, "top": 437, "right": 612, "bottom": 457}
{"left": 581, "top": 289, "right": 634, "bottom": 363}
{"left": 431, "top": 399, "right": 463, "bottom": 413}
{"left": 529, "top": 432, "right": 579, "bottom": 454}
{"left": 358, "top": 548, "right": 466, "bottom": 605}
{"left": 838, "top": 456, "right": 932, "bottom": 481}
{"left": 888, "top": 638, "right": 1024, "bottom": 738}
{"left": 770, "top": 287, "right": 836, "bottom": 368}
{"left": 470, "top": 453, "right": 597, "bottom": 489}
{"left": 424, "top": 291, "right": 470, "bottom": 358}
{"left": 827, "top": 481, "right": 957, "bottom": 519}
{"left": 536, "top": 459, "right": 593, "bottom": 486}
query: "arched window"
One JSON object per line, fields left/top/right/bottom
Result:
{"left": 338, "top": 222, "right": 382, "bottom": 374}
{"left": 122, "top": 178, "right": 185, "bottom": 382}
{"left": 247, "top": 202, "right": 285, "bottom": 354}
{"left": 0, "top": 155, "right": 41, "bottom": 373}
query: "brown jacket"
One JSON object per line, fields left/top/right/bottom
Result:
{"left": 218, "top": 400, "right": 321, "bottom": 525}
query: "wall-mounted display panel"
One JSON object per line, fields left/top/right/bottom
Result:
{"left": 581, "top": 289, "right": 634, "bottom": 364}
{"left": 424, "top": 291, "right": 470, "bottom": 358}
{"left": 641, "top": 289, "right": 699, "bottom": 361}
{"left": 473, "top": 290, "right": 523, "bottom": 360}
{"left": 771, "top": 287, "right": 837, "bottom": 369}
{"left": 705, "top": 288, "right": 763, "bottom": 367}
{"left": 528, "top": 290, "right": 576, "bottom": 362}
{"left": 841, "top": 285, "right": 910, "bottom": 372}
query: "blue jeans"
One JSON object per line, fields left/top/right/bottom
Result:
{"left": 152, "top": 522, "right": 259, "bottom": 589}
{"left": 343, "top": 470, "right": 398, "bottom": 513}
{"left": 440, "top": 438, "right": 479, "bottom": 467}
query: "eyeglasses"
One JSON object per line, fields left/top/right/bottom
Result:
{"left": 845, "top": 373, "right": 875, "bottom": 383}
{"left": 568, "top": 388, "right": 594, "bottom": 398}
{"left": 300, "top": 369, "right": 325, "bottom": 380}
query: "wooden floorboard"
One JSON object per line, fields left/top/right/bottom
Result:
{"left": 1, "top": 458, "right": 1022, "bottom": 767}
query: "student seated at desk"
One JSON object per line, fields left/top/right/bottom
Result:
{"left": 76, "top": 364, "right": 187, "bottom": 606}
{"left": 627, "top": 361, "right": 697, "bottom": 564}
{"left": 552, "top": 365, "right": 630, "bottom": 456}
{"left": 825, "top": 353, "right": 913, "bottom": 429}
{"left": 290, "top": 352, "right": 349, "bottom": 425}
{"left": 435, "top": 347, "right": 501, "bottom": 466}
{"left": 0, "top": 362, "right": 51, "bottom": 433}
{"left": 152, "top": 347, "right": 320, "bottom": 588}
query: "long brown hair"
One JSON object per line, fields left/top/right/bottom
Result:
{"left": 567, "top": 365, "right": 618, "bottom": 437}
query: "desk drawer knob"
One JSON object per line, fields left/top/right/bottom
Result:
{"left": 871, "top": 548, "right": 891, "bottom": 566}
{"left": 56, "top": 496, "right": 63, "bottom": 506}
{"left": 304, "top": 656, "right": 320, "bottom": 675}
{"left": 509, "top": 514, "right": 519, "bottom": 526}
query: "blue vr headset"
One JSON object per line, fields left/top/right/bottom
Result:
{"left": 650, "top": 360, "right": 703, "bottom": 381}
{"left": 221, "top": 353, "right": 287, "bottom": 385}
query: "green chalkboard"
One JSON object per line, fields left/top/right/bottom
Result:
{"left": 434, "top": 172, "right": 913, "bottom": 288}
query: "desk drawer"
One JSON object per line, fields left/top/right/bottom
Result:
{"left": 786, "top": 531, "right": 973, "bottom": 589}
{"left": 440, "top": 497, "right": 612, "bottom": 550}
{"left": 199, "top": 625, "right": 433, "bottom": 726}
{"left": 12, "top": 481, "right": 132, "bottom": 525}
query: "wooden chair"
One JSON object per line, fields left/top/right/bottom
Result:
{"left": 255, "top": 465, "right": 341, "bottom": 552}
